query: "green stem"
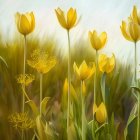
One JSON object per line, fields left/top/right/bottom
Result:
{"left": 21, "top": 85, "right": 30, "bottom": 101}
{"left": 40, "top": 73, "right": 43, "bottom": 116}
{"left": 22, "top": 35, "right": 26, "bottom": 140}
{"left": 23, "top": 35, "right": 27, "bottom": 112}
{"left": 135, "top": 43, "right": 139, "bottom": 140}
{"left": 67, "top": 30, "right": 71, "bottom": 137}
{"left": 81, "top": 81, "right": 85, "bottom": 140}
{"left": 92, "top": 51, "right": 98, "bottom": 136}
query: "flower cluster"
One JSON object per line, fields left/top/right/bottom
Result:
{"left": 27, "top": 49, "right": 57, "bottom": 74}
{"left": 8, "top": 112, "right": 35, "bottom": 130}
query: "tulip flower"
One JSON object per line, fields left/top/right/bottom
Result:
{"left": 98, "top": 54, "right": 115, "bottom": 74}
{"left": 93, "top": 102, "right": 107, "bottom": 123}
{"left": 15, "top": 12, "right": 35, "bottom": 36}
{"left": 88, "top": 30, "right": 107, "bottom": 51}
{"left": 120, "top": 21, "right": 140, "bottom": 43}
{"left": 130, "top": 5, "right": 140, "bottom": 25}
{"left": 55, "top": 8, "right": 77, "bottom": 30}
{"left": 73, "top": 61, "right": 96, "bottom": 81}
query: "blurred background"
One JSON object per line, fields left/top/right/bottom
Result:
{"left": 0, "top": 0, "right": 140, "bottom": 139}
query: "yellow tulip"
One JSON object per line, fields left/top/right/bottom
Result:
{"left": 98, "top": 54, "right": 115, "bottom": 74}
{"left": 95, "top": 102, "right": 107, "bottom": 124}
{"left": 73, "top": 61, "right": 95, "bottom": 81}
{"left": 15, "top": 12, "right": 35, "bottom": 35}
{"left": 120, "top": 20, "right": 140, "bottom": 42}
{"left": 89, "top": 30, "right": 107, "bottom": 51}
{"left": 55, "top": 7, "right": 77, "bottom": 30}
{"left": 130, "top": 5, "right": 140, "bottom": 25}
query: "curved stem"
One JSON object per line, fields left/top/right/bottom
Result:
{"left": 135, "top": 43, "right": 139, "bottom": 140}
{"left": 21, "top": 85, "right": 30, "bottom": 101}
{"left": 67, "top": 30, "right": 71, "bottom": 137}
{"left": 40, "top": 73, "right": 43, "bottom": 116}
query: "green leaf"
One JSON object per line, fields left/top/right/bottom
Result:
{"left": 124, "top": 103, "right": 137, "bottom": 140}
{"left": 26, "top": 100, "right": 39, "bottom": 117}
{"left": 101, "top": 73, "right": 106, "bottom": 103}
{"left": 36, "top": 115, "right": 46, "bottom": 140}
{"left": 131, "top": 86, "right": 140, "bottom": 94}
{"left": 41, "top": 97, "right": 50, "bottom": 116}
{"left": 0, "top": 56, "right": 8, "bottom": 68}
{"left": 95, "top": 123, "right": 107, "bottom": 134}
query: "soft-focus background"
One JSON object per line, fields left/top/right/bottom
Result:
{"left": 0, "top": 0, "right": 140, "bottom": 73}
{"left": 0, "top": 0, "right": 140, "bottom": 139}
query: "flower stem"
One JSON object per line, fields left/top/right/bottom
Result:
{"left": 81, "top": 81, "right": 85, "bottom": 140}
{"left": 135, "top": 43, "right": 139, "bottom": 140}
{"left": 40, "top": 73, "right": 43, "bottom": 116}
{"left": 67, "top": 30, "right": 71, "bottom": 137}
{"left": 92, "top": 51, "right": 98, "bottom": 136}
{"left": 22, "top": 35, "right": 27, "bottom": 112}
{"left": 21, "top": 85, "right": 30, "bottom": 101}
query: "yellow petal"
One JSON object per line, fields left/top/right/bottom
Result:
{"left": 95, "top": 102, "right": 107, "bottom": 123}
{"left": 79, "top": 61, "right": 89, "bottom": 80}
{"left": 129, "top": 22, "right": 140, "bottom": 42}
{"left": 132, "top": 5, "right": 139, "bottom": 23}
{"left": 88, "top": 62, "right": 96, "bottom": 79}
{"left": 120, "top": 21, "right": 133, "bottom": 42}
{"left": 55, "top": 8, "right": 67, "bottom": 29}
{"left": 67, "top": 8, "right": 77, "bottom": 29}
{"left": 106, "top": 54, "right": 115, "bottom": 73}
{"left": 98, "top": 54, "right": 108, "bottom": 73}
{"left": 19, "top": 14, "right": 31, "bottom": 35}
{"left": 100, "top": 32, "right": 107, "bottom": 48}
{"left": 73, "top": 62, "right": 80, "bottom": 77}
{"left": 30, "top": 12, "right": 35, "bottom": 32}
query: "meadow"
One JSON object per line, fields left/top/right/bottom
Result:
{"left": 0, "top": 5, "right": 140, "bottom": 140}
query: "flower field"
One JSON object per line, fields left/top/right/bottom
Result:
{"left": 0, "top": 3, "right": 140, "bottom": 140}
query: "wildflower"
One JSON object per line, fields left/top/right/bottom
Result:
{"left": 8, "top": 112, "right": 35, "bottom": 130}
{"left": 15, "top": 12, "right": 35, "bottom": 35}
{"left": 120, "top": 20, "right": 140, "bottom": 42}
{"left": 27, "top": 49, "right": 56, "bottom": 74}
{"left": 16, "top": 74, "right": 35, "bottom": 86}
{"left": 88, "top": 30, "right": 107, "bottom": 51}
{"left": 55, "top": 7, "right": 77, "bottom": 30}
{"left": 93, "top": 102, "right": 107, "bottom": 123}
{"left": 73, "top": 61, "right": 95, "bottom": 81}
{"left": 98, "top": 54, "right": 115, "bottom": 74}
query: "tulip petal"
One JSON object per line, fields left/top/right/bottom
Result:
{"left": 67, "top": 8, "right": 77, "bottom": 29}
{"left": 96, "top": 102, "right": 107, "bottom": 123}
{"left": 19, "top": 14, "right": 31, "bottom": 35}
{"left": 106, "top": 54, "right": 115, "bottom": 73}
{"left": 55, "top": 8, "right": 67, "bottom": 29}
{"left": 100, "top": 32, "right": 107, "bottom": 48}
{"left": 120, "top": 21, "right": 133, "bottom": 41}
{"left": 73, "top": 62, "right": 80, "bottom": 78}
{"left": 132, "top": 5, "right": 138, "bottom": 23}
{"left": 30, "top": 12, "right": 35, "bottom": 32}
{"left": 129, "top": 22, "right": 140, "bottom": 42}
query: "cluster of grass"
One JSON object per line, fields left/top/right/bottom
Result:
{"left": 0, "top": 33, "right": 139, "bottom": 140}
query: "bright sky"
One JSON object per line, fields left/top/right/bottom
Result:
{"left": 0, "top": 0, "right": 140, "bottom": 77}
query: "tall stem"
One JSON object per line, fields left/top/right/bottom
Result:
{"left": 92, "top": 51, "right": 98, "bottom": 136}
{"left": 94, "top": 50, "right": 98, "bottom": 105}
{"left": 22, "top": 35, "right": 27, "bottom": 112}
{"left": 67, "top": 30, "right": 71, "bottom": 137}
{"left": 135, "top": 43, "right": 139, "bottom": 140}
{"left": 40, "top": 73, "right": 43, "bottom": 116}
{"left": 81, "top": 81, "right": 84, "bottom": 140}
